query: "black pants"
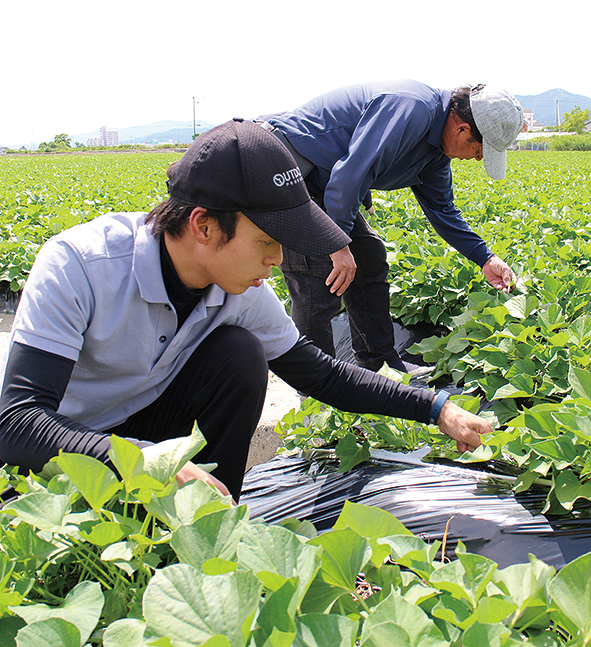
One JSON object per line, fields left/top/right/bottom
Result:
{"left": 109, "top": 326, "right": 268, "bottom": 501}
{"left": 281, "top": 213, "right": 398, "bottom": 371}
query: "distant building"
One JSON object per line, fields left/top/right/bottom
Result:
{"left": 87, "top": 126, "right": 119, "bottom": 147}
{"left": 523, "top": 109, "right": 545, "bottom": 132}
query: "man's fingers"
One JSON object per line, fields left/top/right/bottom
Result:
{"left": 437, "top": 401, "right": 491, "bottom": 452}
{"left": 326, "top": 269, "right": 345, "bottom": 294}
{"left": 463, "top": 429, "right": 483, "bottom": 449}
{"left": 326, "top": 269, "right": 355, "bottom": 296}
{"left": 456, "top": 441, "right": 472, "bottom": 453}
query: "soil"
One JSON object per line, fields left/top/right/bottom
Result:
{"left": 245, "top": 372, "right": 300, "bottom": 470}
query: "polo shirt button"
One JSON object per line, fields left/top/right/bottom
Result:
{"left": 165, "top": 304, "right": 172, "bottom": 310}
{"left": 159, "top": 335, "right": 167, "bottom": 343}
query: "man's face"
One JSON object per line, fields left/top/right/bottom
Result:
{"left": 441, "top": 122, "right": 484, "bottom": 162}
{"left": 199, "top": 213, "right": 283, "bottom": 294}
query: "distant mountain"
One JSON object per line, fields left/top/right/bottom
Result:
{"left": 72, "top": 120, "right": 215, "bottom": 145}
{"left": 515, "top": 89, "right": 591, "bottom": 127}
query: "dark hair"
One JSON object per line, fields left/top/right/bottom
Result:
{"left": 145, "top": 197, "right": 239, "bottom": 242}
{"left": 449, "top": 84, "right": 485, "bottom": 143}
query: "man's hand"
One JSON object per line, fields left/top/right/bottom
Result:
{"left": 436, "top": 400, "right": 492, "bottom": 453}
{"left": 175, "top": 461, "right": 235, "bottom": 504}
{"left": 326, "top": 246, "right": 357, "bottom": 296}
{"left": 482, "top": 255, "right": 516, "bottom": 293}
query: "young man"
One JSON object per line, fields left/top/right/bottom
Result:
{"left": 0, "top": 119, "right": 491, "bottom": 501}
{"left": 259, "top": 81, "right": 525, "bottom": 372}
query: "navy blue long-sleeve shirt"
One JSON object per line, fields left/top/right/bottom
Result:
{"left": 268, "top": 80, "right": 493, "bottom": 267}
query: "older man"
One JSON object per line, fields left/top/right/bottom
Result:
{"left": 0, "top": 119, "right": 491, "bottom": 501}
{"left": 259, "top": 81, "right": 524, "bottom": 373}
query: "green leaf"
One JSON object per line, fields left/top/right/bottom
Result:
{"left": 278, "top": 518, "right": 318, "bottom": 540}
{"left": 359, "top": 590, "right": 448, "bottom": 647}
{"left": 431, "top": 592, "right": 472, "bottom": 627}
{"left": 538, "top": 303, "right": 565, "bottom": 332}
{"left": 569, "top": 315, "right": 591, "bottom": 344}
{"left": 0, "top": 616, "right": 25, "bottom": 647}
{"left": 335, "top": 434, "right": 370, "bottom": 472}
{"left": 170, "top": 506, "right": 248, "bottom": 569}
{"left": 108, "top": 435, "right": 165, "bottom": 493}
{"left": 569, "top": 366, "right": 591, "bottom": 401}
{"left": 308, "top": 528, "right": 371, "bottom": 593}
{"left": 551, "top": 411, "right": 591, "bottom": 440}
{"left": 101, "top": 540, "right": 135, "bottom": 563}
{"left": 505, "top": 294, "right": 533, "bottom": 320}
{"left": 299, "top": 574, "right": 344, "bottom": 614}
{"left": 79, "top": 521, "right": 126, "bottom": 546}
{"left": 485, "top": 305, "right": 508, "bottom": 327}
{"left": 333, "top": 501, "right": 412, "bottom": 566}
{"left": 469, "top": 596, "right": 517, "bottom": 626}
{"left": 377, "top": 535, "right": 438, "bottom": 580}
{"left": 494, "top": 555, "right": 554, "bottom": 622}
{"left": 102, "top": 618, "right": 147, "bottom": 647}
{"left": 492, "top": 374, "right": 534, "bottom": 400}
{"left": 4, "top": 491, "right": 71, "bottom": 532}
{"left": 254, "top": 580, "right": 297, "bottom": 646}
{"left": 446, "top": 331, "right": 471, "bottom": 353}
{"left": 553, "top": 470, "right": 591, "bottom": 510}
{"left": 15, "top": 618, "right": 81, "bottom": 647}
{"left": 530, "top": 435, "right": 577, "bottom": 468}
{"left": 53, "top": 453, "right": 121, "bottom": 512}
{"left": 430, "top": 552, "right": 497, "bottom": 607}
{"left": 460, "top": 621, "right": 511, "bottom": 647}
{"left": 143, "top": 564, "right": 261, "bottom": 647}
{"left": 549, "top": 551, "right": 591, "bottom": 639}
{"left": 141, "top": 422, "right": 207, "bottom": 484}
{"left": 237, "top": 523, "right": 321, "bottom": 608}
{"left": 293, "top": 613, "right": 358, "bottom": 647}
{"left": 144, "top": 478, "right": 230, "bottom": 531}
{"left": 10, "top": 581, "right": 104, "bottom": 645}
{"left": 455, "top": 444, "right": 495, "bottom": 463}
{"left": 333, "top": 500, "right": 412, "bottom": 536}
{"left": 101, "top": 590, "right": 129, "bottom": 627}
{"left": 202, "top": 558, "right": 238, "bottom": 575}
{"left": 197, "top": 637, "right": 231, "bottom": 647}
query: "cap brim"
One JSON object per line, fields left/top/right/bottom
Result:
{"left": 483, "top": 140, "right": 507, "bottom": 180}
{"left": 244, "top": 199, "right": 351, "bottom": 256}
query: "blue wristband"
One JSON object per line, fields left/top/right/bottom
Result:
{"left": 429, "top": 390, "right": 450, "bottom": 424}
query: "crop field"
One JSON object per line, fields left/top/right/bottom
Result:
{"left": 1, "top": 150, "right": 591, "bottom": 644}
{"left": 0, "top": 153, "right": 178, "bottom": 290}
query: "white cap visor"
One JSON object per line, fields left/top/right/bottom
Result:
{"left": 482, "top": 140, "right": 507, "bottom": 180}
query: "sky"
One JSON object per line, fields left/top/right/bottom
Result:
{"left": 2, "top": 0, "right": 590, "bottom": 148}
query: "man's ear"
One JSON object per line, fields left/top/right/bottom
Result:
{"left": 187, "top": 207, "right": 212, "bottom": 244}
{"left": 449, "top": 112, "right": 470, "bottom": 135}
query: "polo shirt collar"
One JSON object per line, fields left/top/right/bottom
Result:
{"left": 132, "top": 221, "right": 227, "bottom": 307}
{"left": 428, "top": 90, "right": 452, "bottom": 149}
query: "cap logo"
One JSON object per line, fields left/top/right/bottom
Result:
{"left": 273, "top": 167, "right": 303, "bottom": 187}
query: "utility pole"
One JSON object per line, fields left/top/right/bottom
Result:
{"left": 192, "top": 96, "right": 205, "bottom": 139}
{"left": 193, "top": 97, "right": 197, "bottom": 137}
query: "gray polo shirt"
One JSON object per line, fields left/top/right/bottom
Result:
{"left": 3, "top": 212, "right": 299, "bottom": 431}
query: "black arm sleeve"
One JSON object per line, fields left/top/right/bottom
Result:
{"left": 268, "top": 337, "right": 434, "bottom": 423}
{"left": 0, "top": 342, "right": 118, "bottom": 472}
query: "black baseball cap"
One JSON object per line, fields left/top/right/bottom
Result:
{"left": 167, "top": 118, "right": 351, "bottom": 256}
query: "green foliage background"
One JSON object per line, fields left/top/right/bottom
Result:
{"left": 0, "top": 153, "right": 177, "bottom": 289}
{"left": 2, "top": 435, "right": 591, "bottom": 646}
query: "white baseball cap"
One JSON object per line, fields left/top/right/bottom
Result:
{"left": 470, "top": 86, "right": 524, "bottom": 180}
